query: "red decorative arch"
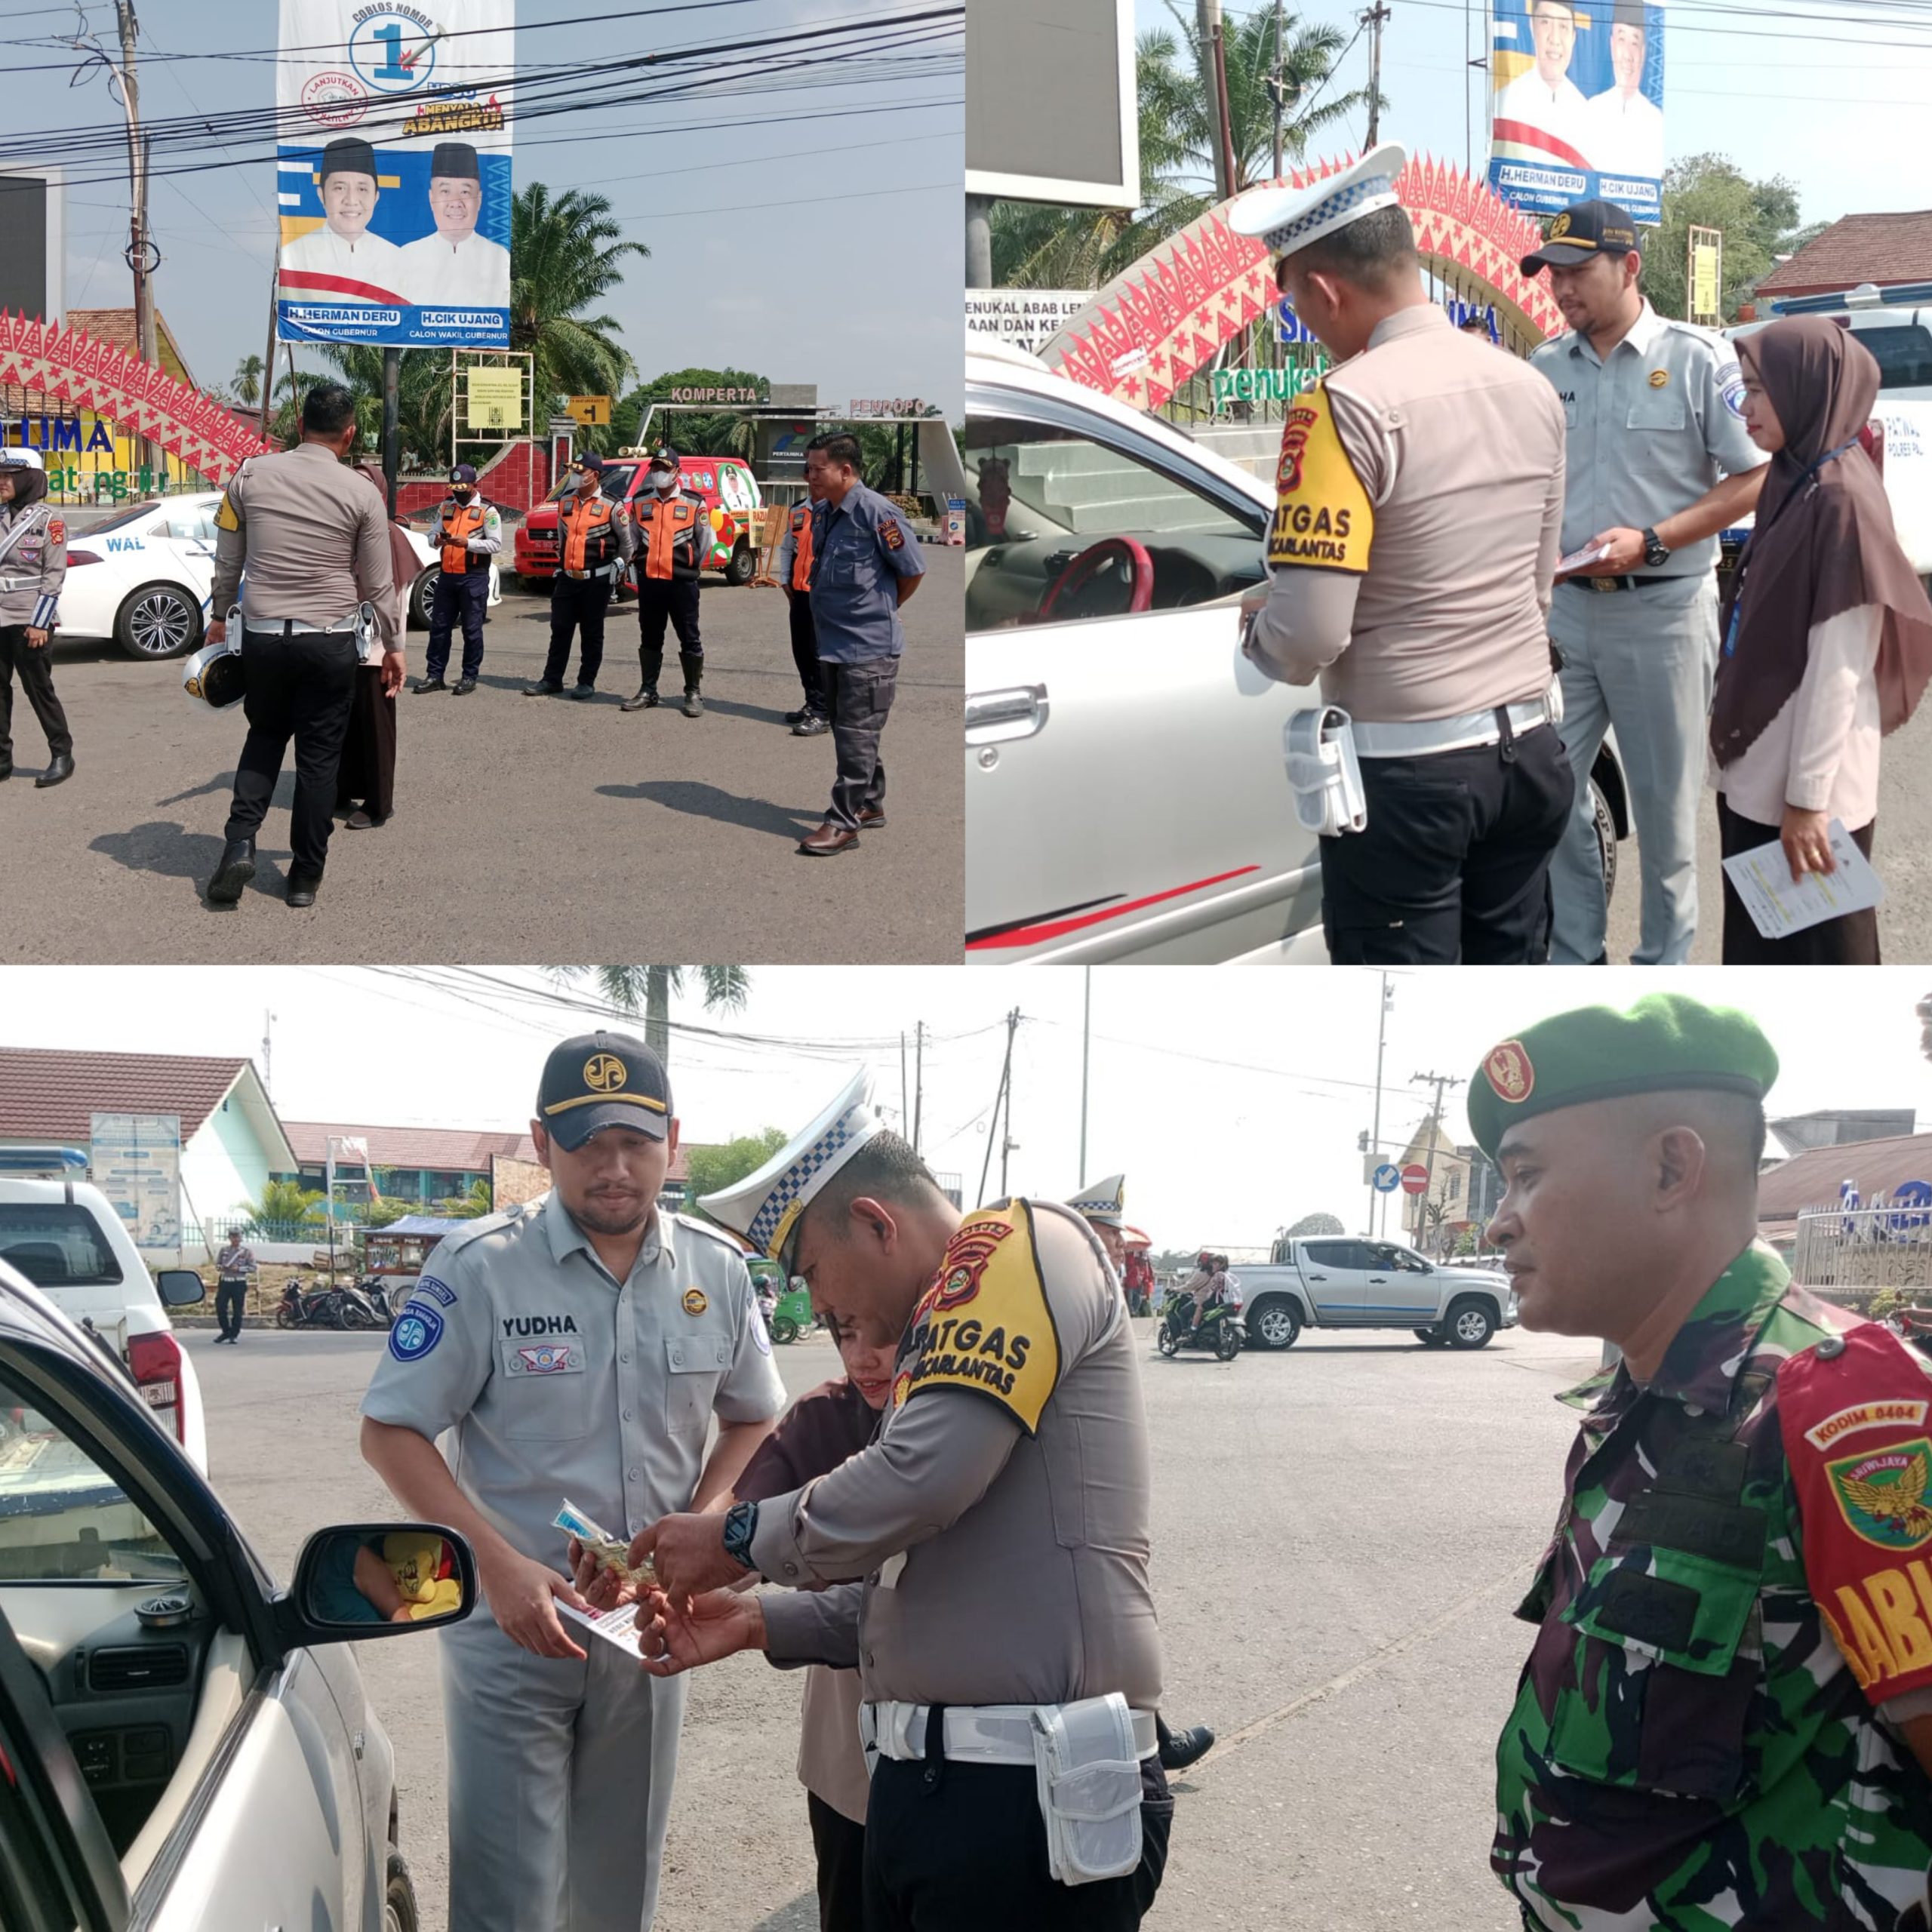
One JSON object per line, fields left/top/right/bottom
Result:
{"left": 0, "top": 311, "right": 276, "bottom": 482}
{"left": 1039, "top": 155, "right": 1567, "bottom": 411}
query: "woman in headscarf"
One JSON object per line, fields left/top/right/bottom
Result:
{"left": 336, "top": 462, "right": 417, "bottom": 828}
{"left": 1709, "top": 315, "right": 1932, "bottom": 962}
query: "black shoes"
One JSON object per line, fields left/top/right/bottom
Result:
{"left": 568, "top": 684, "right": 596, "bottom": 700}
{"left": 205, "top": 838, "right": 257, "bottom": 905}
{"left": 411, "top": 675, "right": 446, "bottom": 694}
{"left": 1157, "top": 1724, "right": 1215, "bottom": 1772}
{"left": 35, "top": 754, "right": 74, "bottom": 789}
{"left": 783, "top": 708, "right": 813, "bottom": 726}
{"left": 452, "top": 677, "right": 477, "bottom": 695}
{"left": 522, "top": 680, "right": 563, "bottom": 697}
{"left": 678, "top": 652, "right": 703, "bottom": 717}
{"left": 286, "top": 872, "right": 323, "bottom": 909}
{"left": 0, "top": 759, "right": 11, "bottom": 782}
{"left": 792, "top": 713, "right": 830, "bottom": 737}
{"left": 620, "top": 688, "right": 660, "bottom": 712}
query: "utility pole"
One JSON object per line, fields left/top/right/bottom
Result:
{"left": 112, "top": 2, "right": 160, "bottom": 477}
{"left": 1269, "top": 0, "right": 1286, "bottom": 180}
{"left": 261, "top": 1011, "right": 276, "bottom": 1101}
{"left": 1367, "top": 973, "right": 1391, "bottom": 1237}
{"left": 1411, "top": 1069, "right": 1463, "bottom": 1255}
{"left": 1196, "top": 0, "right": 1236, "bottom": 202}
{"left": 912, "top": 1021, "right": 924, "bottom": 1156}
{"left": 1363, "top": 2, "right": 1392, "bottom": 147}
{"left": 900, "top": 1031, "right": 909, "bottom": 1134}
{"left": 1078, "top": 967, "right": 1091, "bottom": 1188}
{"left": 257, "top": 261, "right": 280, "bottom": 442}
{"left": 977, "top": 1009, "right": 1020, "bottom": 1208}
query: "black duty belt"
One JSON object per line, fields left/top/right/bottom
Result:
{"left": 1564, "top": 574, "right": 1684, "bottom": 594}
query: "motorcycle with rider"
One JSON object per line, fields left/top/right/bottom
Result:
{"left": 1157, "top": 1251, "right": 1244, "bottom": 1361}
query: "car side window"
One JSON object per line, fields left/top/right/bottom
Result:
{"left": 0, "top": 1366, "right": 186, "bottom": 1585}
{"left": 165, "top": 509, "right": 217, "bottom": 544}
{"left": 0, "top": 1207, "right": 122, "bottom": 1291}
{"left": 1302, "top": 1241, "right": 1359, "bottom": 1270}
{"left": 964, "top": 411, "right": 1263, "bottom": 632}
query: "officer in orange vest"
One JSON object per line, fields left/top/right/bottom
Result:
{"left": 525, "top": 454, "right": 637, "bottom": 699}
{"left": 775, "top": 470, "right": 828, "bottom": 737}
{"left": 621, "top": 448, "right": 709, "bottom": 719}
{"left": 412, "top": 463, "right": 501, "bottom": 695}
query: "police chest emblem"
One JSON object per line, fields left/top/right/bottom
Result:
{"left": 1483, "top": 1041, "right": 1535, "bottom": 1103}
{"left": 516, "top": 1345, "right": 574, "bottom": 1375}
{"left": 1828, "top": 1441, "right": 1932, "bottom": 1550}
{"left": 1647, "top": 369, "right": 1669, "bottom": 389}
{"left": 391, "top": 1306, "right": 444, "bottom": 1362}
{"left": 584, "top": 1053, "right": 628, "bottom": 1093}
{"left": 682, "top": 1287, "right": 709, "bottom": 1316}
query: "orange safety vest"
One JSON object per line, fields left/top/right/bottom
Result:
{"left": 633, "top": 494, "right": 700, "bottom": 583}
{"left": 559, "top": 494, "right": 618, "bottom": 574}
{"left": 440, "top": 502, "right": 486, "bottom": 575}
{"left": 789, "top": 503, "right": 815, "bottom": 592}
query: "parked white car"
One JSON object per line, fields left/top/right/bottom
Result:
{"left": 58, "top": 491, "right": 501, "bottom": 660}
{"left": 964, "top": 337, "right": 1630, "bottom": 963}
{"left": 0, "top": 1149, "right": 208, "bottom": 1475}
{"left": 0, "top": 1254, "right": 474, "bottom": 1932}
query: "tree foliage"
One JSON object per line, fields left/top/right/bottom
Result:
{"left": 1641, "top": 152, "right": 1825, "bottom": 324}
{"left": 547, "top": 966, "right": 753, "bottom": 1069}
{"left": 251, "top": 1179, "right": 323, "bottom": 1223}
{"left": 1284, "top": 1212, "right": 1346, "bottom": 1237}
{"left": 684, "top": 1128, "right": 789, "bottom": 1214}
{"left": 617, "top": 366, "right": 770, "bottom": 457}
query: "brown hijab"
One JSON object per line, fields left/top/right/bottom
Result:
{"left": 1709, "top": 316, "right": 1932, "bottom": 765}
{"left": 355, "top": 461, "right": 421, "bottom": 594}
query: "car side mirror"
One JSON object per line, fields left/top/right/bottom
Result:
{"left": 282, "top": 1524, "right": 478, "bottom": 1648}
{"left": 155, "top": 1269, "right": 206, "bottom": 1307}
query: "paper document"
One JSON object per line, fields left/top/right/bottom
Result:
{"left": 1555, "top": 540, "right": 1615, "bottom": 577}
{"left": 558, "top": 1595, "right": 648, "bottom": 1659}
{"left": 1718, "top": 819, "right": 1884, "bottom": 940}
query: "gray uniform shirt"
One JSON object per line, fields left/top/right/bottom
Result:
{"left": 361, "top": 1195, "right": 786, "bottom": 1580}
{"left": 752, "top": 1198, "right": 1164, "bottom": 1711}
{"left": 1529, "top": 300, "right": 1768, "bottom": 578}
{"left": 0, "top": 500, "right": 66, "bottom": 631}
{"left": 211, "top": 441, "right": 398, "bottom": 646}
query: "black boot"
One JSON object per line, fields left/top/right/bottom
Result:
{"left": 0, "top": 757, "right": 12, "bottom": 782}
{"left": 678, "top": 651, "right": 703, "bottom": 718}
{"left": 621, "top": 641, "right": 664, "bottom": 712}
{"left": 205, "top": 837, "right": 257, "bottom": 906}
{"left": 1157, "top": 1723, "right": 1216, "bottom": 1771}
{"left": 411, "top": 675, "right": 447, "bottom": 694}
{"left": 35, "top": 753, "right": 74, "bottom": 789}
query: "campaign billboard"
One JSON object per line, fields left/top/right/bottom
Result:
{"left": 275, "top": 0, "right": 513, "bottom": 348}
{"left": 1489, "top": 0, "right": 1665, "bottom": 223}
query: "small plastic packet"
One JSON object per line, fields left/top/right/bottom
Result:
{"left": 554, "top": 1499, "right": 656, "bottom": 1588}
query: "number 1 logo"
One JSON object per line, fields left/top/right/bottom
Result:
{"left": 349, "top": 11, "right": 439, "bottom": 95}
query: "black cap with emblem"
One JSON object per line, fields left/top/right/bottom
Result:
{"left": 1520, "top": 198, "right": 1641, "bottom": 276}
{"left": 536, "top": 1031, "right": 672, "bottom": 1149}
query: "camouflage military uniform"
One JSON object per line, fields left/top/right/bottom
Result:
{"left": 1495, "top": 1244, "right": 1932, "bottom": 1930}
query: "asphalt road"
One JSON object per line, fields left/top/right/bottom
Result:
{"left": 2, "top": 553, "right": 961, "bottom": 963}
{"left": 1603, "top": 691, "right": 1932, "bottom": 964}
{"left": 192, "top": 1315, "right": 1599, "bottom": 1932}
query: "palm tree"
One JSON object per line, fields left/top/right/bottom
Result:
{"left": 511, "top": 183, "right": 648, "bottom": 427}
{"left": 251, "top": 1179, "right": 324, "bottom": 1226}
{"left": 549, "top": 967, "right": 753, "bottom": 1069}
{"left": 232, "top": 354, "right": 266, "bottom": 408}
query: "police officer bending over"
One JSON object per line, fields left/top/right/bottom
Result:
{"left": 1234, "top": 145, "right": 1573, "bottom": 964}
{"left": 623, "top": 448, "right": 709, "bottom": 718}
{"left": 618, "top": 1070, "right": 1174, "bottom": 1931}
{"left": 412, "top": 461, "right": 501, "bottom": 695}
{"left": 359, "top": 1030, "right": 784, "bottom": 1932}
{"left": 526, "top": 454, "right": 635, "bottom": 699}
{"left": 205, "top": 381, "right": 401, "bottom": 909}
{"left": 1481, "top": 993, "right": 1932, "bottom": 1930}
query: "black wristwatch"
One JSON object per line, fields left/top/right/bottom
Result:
{"left": 721, "top": 1500, "right": 759, "bottom": 1574}
{"left": 1641, "top": 526, "right": 1671, "bottom": 569}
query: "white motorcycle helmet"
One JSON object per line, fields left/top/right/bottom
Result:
{"left": 182, "top": 628, "right": 245, "bottom": 711}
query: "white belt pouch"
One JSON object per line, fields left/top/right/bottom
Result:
{"left": 1029, "top": 1692, "right": 1143, "bottom": 1886}
{"left": 1284, "top": 705, "right": 1367, "bottom": 837}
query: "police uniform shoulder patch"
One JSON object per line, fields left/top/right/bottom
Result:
{"left": 214, "top": 491, "right": 242, "bottom": 534}
{"left": 896, "top": 1202, "right": 1063, "bottom": 1433}
{"left": 1779, "top": 1323, "right": 1932, "bottom": 1700}
{"left": 1266, "top": 381, "right": 1373, "bottom": 576}
{"left": 881, "top": 515, "right": 905, "bottom": 552}
{"left": 46, "top": 518, "right": 63, "bottom": 545}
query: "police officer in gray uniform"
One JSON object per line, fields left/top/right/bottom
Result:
{"left": 0, "top": 446, "right": 74, "bottom": 788}
{"left": 617, "top": 1070, "right": 1173, "bottom": 1931}
{"left": 797, "top": 433, "right": 927, "bottom": 857}
{"left": 1524, "top": 198, "right": 1770, "bottom": 965}
{"left": 360, "top": 1030, "right": 785, "bottom": 1932}
{"left": 205, "top": 381, "right": 401, "bottom": 909}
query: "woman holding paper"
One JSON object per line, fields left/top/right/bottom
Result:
{"left": 1709, "top": 316, "right": 1932, "bottom": 962}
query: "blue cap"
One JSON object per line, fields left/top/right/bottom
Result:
{"left": 450, "top": 463, "right": 478, "bottom": 485}
{"left": 578, "top": 452, "right": 605, "bottom": 472}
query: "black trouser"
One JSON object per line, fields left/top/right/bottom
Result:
{"left": 789, "top": 589, "right": 826, "bottom": 714}
{"left": 1718, "top": 796, "right": 1881, "bottom": 964}
{"left": 863, "top": 1752, "right": 1172, "bottom": 1931}
{"left": 223, "top": 630, "right": 360, "bottom": 879}
{"left": 635, "top": 575, "right": 701, "bottom": 671}
{"left": 823, "top": 657, "right": 899, "bottom": 829}
{"left": 545, "top": 574, "right": 615, "bottom": 687}
{"left": 808, "top": 1792, "right": 866, "bottom": 1932}
{"left": 1318, "top": 720, "right": 1574, "bottom": 964}
{"left": 0, "top": 624, "right": 72, "bottom": 761}
{"left": 425, "top": 567, "right": 488, "bottom": 681}
{"left": 216, "top": 1279, "right": 248, "bottom": 1339}
{"left": 335, "top": 665, "right": 397, "bottom": 820}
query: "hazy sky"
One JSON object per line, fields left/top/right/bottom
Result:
{"left": 1133, "top": 0, "right": 1932, "bottom": 235}
{"left": 8, "top": 965, "right": 1927, "bottom": 1251}
{"left": 33, "top": 0, "right": 961, "bottom": 417}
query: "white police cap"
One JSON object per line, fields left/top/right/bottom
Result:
{"left": 1229, "top": 143, "right": 1408, "bottom": 260}
{"left": 1066, "top": 1173, "right": 1126, "bottom": 1227}
{"left": 0, "top": 446, "right": 45, "bottom": 471}
{"left": 697, "top": 1067, "right": 885, "bottom": 1269}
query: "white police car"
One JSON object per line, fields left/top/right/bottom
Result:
{"left": 58, "top": 492, "right": 502, "bottom": 660}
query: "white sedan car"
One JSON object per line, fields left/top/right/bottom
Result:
{"left": 964, "top": 337, "right": 1630, "bottom": 963}
{"left": 59, "top": 491, "right": 501, "bottom": 660}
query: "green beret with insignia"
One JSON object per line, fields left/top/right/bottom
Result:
{"left": 1467, "top": 992, "right": 1779, "bottom": 1161}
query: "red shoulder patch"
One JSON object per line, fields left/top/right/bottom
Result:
{"left": 881, "top": 518, "right": 904, "bottom": 552}
{"left": 46, "top": 518, "right": 64, "bottom": 545}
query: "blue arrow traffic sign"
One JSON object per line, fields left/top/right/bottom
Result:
{"left": 1372, "top": 1163, "right": 1401, "bottom": 1193}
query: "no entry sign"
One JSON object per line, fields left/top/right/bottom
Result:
{"left": 1400, "top": 1164, "right": 1430, "bottom": 1195}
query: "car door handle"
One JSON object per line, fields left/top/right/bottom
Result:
{"left": 1306, "top": 1274, "right": 1327, "bottom": 1282}
{"left": 966, "top": 685, "right": 1049, "bottom": 746}
{"left": 1368, "top": 1276, "right": 1388, "bottom": 1284}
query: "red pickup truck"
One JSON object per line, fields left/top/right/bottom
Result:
{"left": 513, "top": 454, "right": 761, "bottom": 589}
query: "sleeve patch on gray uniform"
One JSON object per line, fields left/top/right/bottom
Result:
{"left": 414, "top": 1275, "right": 457, "bottom": 1308}
{"left": 391, "top": 1305, "right": 445, "bottom": 1361}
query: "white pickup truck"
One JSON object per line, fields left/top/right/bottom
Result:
{"left": 1722, "top": 294, "right": 1932, "bottom": 589}
{"left": 1238, "top": 1236, "right": 1518, "bottom": 1352}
